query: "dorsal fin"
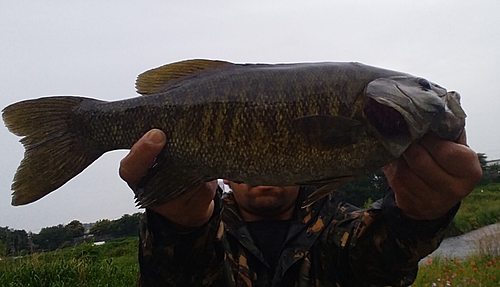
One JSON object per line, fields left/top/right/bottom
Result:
{"left": 136, "top": 59, "right": 233, "bottom": 95}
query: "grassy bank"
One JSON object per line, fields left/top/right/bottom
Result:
{"left": 3, "top": 236, "right": 499, "bottom": 286}
{"left": 0, "top": 238, "right": 138, "bottom": 287}
{"left": 413, "top": 255, "right": 500, "bottom": 286}
{"left": 415, "top": 216, "right": 500, "bottom": 286}
{"left": 445, "top": 183, "right": 500, "bottom": 237}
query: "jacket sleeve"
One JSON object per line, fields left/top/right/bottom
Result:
{"left": 137, "top": 189, "right": 225, "bottom": 287}
{"left": 325, "top": 189, "right": 458, "bottom": 287}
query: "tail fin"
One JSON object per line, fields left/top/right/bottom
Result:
{"left": 2, "top": 96, "right": 104, "bottom": 206}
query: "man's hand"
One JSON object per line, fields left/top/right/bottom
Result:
{"left": 119, "top": 129, "right": 217, "bottom": 229}
{"left": 383, "top": 132, "right": 482, "bottom": 220}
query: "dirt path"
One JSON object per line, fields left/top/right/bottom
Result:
{"left": 427, "top": 223, "right": 500, "bottom": 259}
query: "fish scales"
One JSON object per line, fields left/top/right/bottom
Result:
{"left": 2, "top": 59, "right": 466, "bottom": 207}
{"left": 86, "top": 65, "right": 372, "bottom": 154}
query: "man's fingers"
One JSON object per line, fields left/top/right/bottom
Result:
{"left": 119, "top": 129, "right": 166, "bottom": 189}
{"left": 384, "top": 159, "right": 429, "bottom": 204}
{"left": 419, "top": 134, "right": 481, "bottom": 179}
{"left": 384, "top": 132, "right": 482, "bottom": 220}
{"left": 401, "top": 141, "right": 457, "bottom": 194}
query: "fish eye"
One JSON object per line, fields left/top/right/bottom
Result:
{"left": 417, "top": 78, "right": 432, "bottom": 90}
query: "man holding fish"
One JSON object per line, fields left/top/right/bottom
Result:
{"left": 3, "top": 60, "right": 483, "bottom": 286}
{"left": 121, "top": 128, "right": 480, "bottom": 286}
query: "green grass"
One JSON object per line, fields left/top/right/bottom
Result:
{"left": 413, "top": 255, "right": 500, "bottom": 286}
{"left": 0, "top": 238, "right": 138, "bottom": 287}
{"left": 445, "top": 183, "right": 500, "bottom": 237}
{"left": 3, "top": 237, "right": 499, "bottom": 286}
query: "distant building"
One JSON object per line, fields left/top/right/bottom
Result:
{"left": 73, "top": 234, "right": 113, "bottom": 244}
{"left": 82, "top": 223, "right": 95, "bottom": 234}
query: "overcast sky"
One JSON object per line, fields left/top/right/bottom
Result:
{"left": 1, "top": 1, "right": 499, "bottom": 232}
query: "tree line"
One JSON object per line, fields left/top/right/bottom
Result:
{"left": 0, "top": 213, "right": 142, "bottom": 256}
{"left": 341, "top": 153, "right": 500, "bottom": 207}
{"left": 477, "top": 153, "right": 500, "bottom": 185}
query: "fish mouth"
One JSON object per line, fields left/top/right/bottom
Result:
{"left": 364, "top": 97, "right": 410, "bottom": 138}
{"left": 363, "top": 76, "right": 465, "bottom": 156}
{"left": 363, "top": 97, "right": 413, "bottom": 157}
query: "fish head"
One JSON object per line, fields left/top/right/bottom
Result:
{"left": 363, "top": 76, "right": 466, "bottom": 157}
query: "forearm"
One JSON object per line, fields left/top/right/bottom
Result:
{"left": 138, "top": 191, "right": 224, "bottom": 286}
{"left": 349, "top": 191, "right": 457, "bottom": 284}
{"left": 121, "top": 130, "right": 225, "bottom": 285}
{"left": 327, "top": 190, "right": 457, "bottom": 286}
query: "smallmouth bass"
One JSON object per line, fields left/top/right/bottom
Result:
{"left": 2, "top": 59, "right": 466, "bottom": 207}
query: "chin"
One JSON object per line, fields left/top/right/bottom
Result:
{"left": 251, "top": 198, "right": 285, "bottom": 212}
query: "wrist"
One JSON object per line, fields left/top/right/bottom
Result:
{"left": 381, "top": 190, "right": 460, "bottom": 239}
{"left": 395, "top": 193, "right": 459, "bottom": 221}
{"left": 400, "top": 206, "right": 451, "bottom": 221}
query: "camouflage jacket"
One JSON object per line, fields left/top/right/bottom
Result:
{"left": 137, "top": 187, "right": 457, "bottom": 287}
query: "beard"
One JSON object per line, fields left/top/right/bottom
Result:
{"left": 236, "top": 186, "right": 298, "bottom": 219}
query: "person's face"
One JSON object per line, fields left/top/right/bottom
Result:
{"left": 225, "top": 181, "right": 299, "bottom": 221}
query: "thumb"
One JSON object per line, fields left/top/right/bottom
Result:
{"left": 119, "top": 129, "right": 166, "bottom": 189}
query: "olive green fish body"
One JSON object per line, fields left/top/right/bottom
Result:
{"left": 2, "top": 60, "right": 466, "bottom": 206}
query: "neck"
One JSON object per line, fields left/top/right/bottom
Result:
{"left": 241, "top": 205, "right": 295, "bottom": 222}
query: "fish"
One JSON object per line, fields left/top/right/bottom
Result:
{"left": 2, "top": 59, "right": 466, "bottom": 208}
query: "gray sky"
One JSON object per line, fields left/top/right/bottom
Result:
{"left": 1, "top": 1, "right": 499, "bottom": 232}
